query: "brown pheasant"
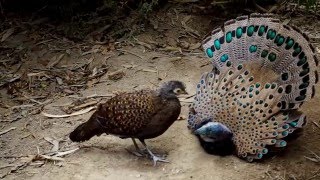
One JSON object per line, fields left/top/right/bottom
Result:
{"left": 69, "top": 81, "right": 187, "bottom": 165}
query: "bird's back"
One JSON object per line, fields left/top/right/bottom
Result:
{"left": 95, "top": 90, "right": 162, "bottom": 136}
{"left": 188, "top": 13, "right": 318, "bottom": 161}
{"left": 70, "top": 89, "right": 181, "bottom": 142}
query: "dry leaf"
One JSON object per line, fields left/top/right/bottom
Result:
{"left": 90, "top": 67, "right": 98, "bottom": 77}
{"left": 41, "top": 106, "right": 96, "bottom": 118}
{"left": 56, "top": 77, "right": 63, "bottom": 85}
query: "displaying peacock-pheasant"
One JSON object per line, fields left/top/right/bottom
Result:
{"left": 70, "top": 81, "right": 187, "bottom": 165}
{"left": 188, "top": 14, "right": 319, "bottom": 162}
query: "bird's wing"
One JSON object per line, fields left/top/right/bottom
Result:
{"left": 96, "top": 90, "right": 164, "bottom": 136}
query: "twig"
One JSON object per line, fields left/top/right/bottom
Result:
{"left": 14, "top": 96, "right": 47, "bottom": 101}
{"left": 304, "top": 147, "right": 320, "bottom": 163}
{"left": 307, "top": 168, "right": 320, "bottom": 180}
{"left": 118, "top": 49, "right": 143, "bottom": 59}
{"left": 0, "top": 165, "right": 16, "bottom": 170}
{"left": 312, "top": 121, "right": 320, "bottom": 129}
{"left": 35, "top": 39, "right": 53, "bottom": 46}
{"left": 69, "top": 93, "right": 114, "bottom": 100}
{"left": 72, "top": 101, "right": 99, "bottom": 111}
{"left": 41, "top": 106, "right": 96, "bottom": 118}
{"left": 10, "top": 104, "right": 35, "bottom": 110}
{"left": 0, "top": 155, "right": 29, "bottom": 158}
{"left": 0, "top": 127, "right": 16, "bottom": 136}
{"left": 23, "top": 95, "right": 43, "bottom": 105}
{"left": 53, "top": 148, "right": 79, "bottom": 157}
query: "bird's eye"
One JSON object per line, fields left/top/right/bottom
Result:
{"left": 174, "top": 88, "right": 182, "bottom": 94}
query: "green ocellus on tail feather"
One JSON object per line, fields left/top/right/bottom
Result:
{"left": 188, "top": 13, "right": 318, "bottom": 162}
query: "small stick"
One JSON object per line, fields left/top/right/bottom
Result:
{"left": 0, "top": 127, "right": 16, "bottom": 136}
{"left": 0, "top": 164, "right": 16, "bottom": 170}
{"left": 10, "top": 104, "right": 35, "bottom": 110}
{"left": 118, "top": 49, "right": 143, "bottom": 59}
{"left": 312, "top": 121, "right": 320, "bottom": 129}
{"left": 0, "top": 155, "right": 29, "bottom": 158}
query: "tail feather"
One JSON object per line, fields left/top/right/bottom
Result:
{"left": 202, "top": 13, "right": 318, "bottom": 110}
{"left": 189, "top": 13, "right": 318, "bottom": 162}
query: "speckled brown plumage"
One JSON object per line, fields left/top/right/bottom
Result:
{"left": 69, "top": 81, "right": 187, "bottom": 165}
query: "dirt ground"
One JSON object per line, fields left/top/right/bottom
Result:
{"left": 1, "top": 3, "right": 320, "bottom": 180}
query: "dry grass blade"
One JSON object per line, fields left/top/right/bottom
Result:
{"left": 44, "top": 137, "right": 60, "bottom": 152}
{"left": 84, "top": 94, "right": 113, "bottom": 99}
{"left": 304, "top": 148, "right": 320, "bottom": 163}
{"left": 81, "top": 48, "right": 100, "bottom": 56}
{"left": 0, "top": 127, "right": 16, "bottom": 136}
{"left": 46, "top": 54, "right": 65, "bottom": 68}
{"left": 41, "top": 106, "right": 96, "bottom": 118}
{"left": 133, "top": 37, "right": 152, "bottom": 49}
{"left": 10, "top": 104, "right": 35, "bottom": 110}
{"left": 141, "top": 68, "right": 158, "bottom": 73}
{"left": 312, "top": 121, "right": 320, "bottom": 129}
{"left": 1, "top": 28, "right": 15, "bottom": 42}
{"left": 119, "top": 49, "right": 143, "bottom": 59}
{"left": 0, "top": 164, "right": 16, "bottom": 170}
{"left": 307, "top": 168, "right": 320, "bottom": 180}
{"left": 35, "top": 154, "right": 65, "bottom": 161}
{"left": 304, "top": 156, "right": 319, "bottom": 163}
{"left": 72, "top": 100, "right": 98, "bottom": 111}
{"left": 54, "top": 148, "right": 79, "bottom": 157}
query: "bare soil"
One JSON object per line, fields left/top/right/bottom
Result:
{"left": 1, "top": 3, "right": 320, "bottom": 180}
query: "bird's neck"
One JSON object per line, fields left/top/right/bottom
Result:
{"left": 158, "top": 89, "right": 177, "bottom": 99}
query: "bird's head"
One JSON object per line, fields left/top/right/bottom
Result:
{"left": 194, "top": 119, "right": 233, "bottom": 143}
{"left": 160, "top": 80, "right": 188, "bottom": 97}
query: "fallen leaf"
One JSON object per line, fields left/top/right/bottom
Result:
{"left": 56, "top": 77, "right": 63, "bottom": 85}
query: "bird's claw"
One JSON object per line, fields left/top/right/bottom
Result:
{"left": 151, "top": 155, "right": 169, "bottom": 166}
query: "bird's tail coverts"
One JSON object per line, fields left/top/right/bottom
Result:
{"left": 189, "top": 13, "right": 318, "bottom": 161}
{"left": 203, "top": 13, "right": 318, "bottom": 109}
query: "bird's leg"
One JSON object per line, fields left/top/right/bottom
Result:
{"left": 126, "top": 138, "right": 145, "bottom": 157}
{"left": 139, "top": 139, "right": 169, "bottom": 166}
{"left": 132, "top": 138, "right": 141, "bottom": 152}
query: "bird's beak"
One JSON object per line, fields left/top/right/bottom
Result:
{"left": 182, "top": 90, "right": 188, "bottom": 95}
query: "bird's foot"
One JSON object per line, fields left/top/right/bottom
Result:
{"left": 151, "top": 155, "right": 169, "bottom": 166}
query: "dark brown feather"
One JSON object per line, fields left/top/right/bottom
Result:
{"left": 69, "top": 89, "right": 181, "bottom": 142}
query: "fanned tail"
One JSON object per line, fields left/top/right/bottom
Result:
{"left": 189, "top": 13, "right": 318, "bottom": 162}
{"left": 202, "top": 13, "right": 318, "bottom": 109}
